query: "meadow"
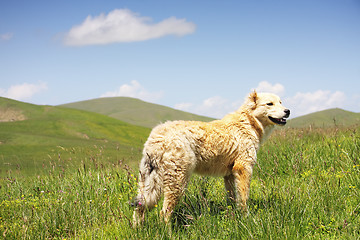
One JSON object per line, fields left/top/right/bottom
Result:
{"left": 1, "top": 125, "right": 359, "bottom": 239}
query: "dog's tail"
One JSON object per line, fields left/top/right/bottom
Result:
{"left": 132, "top": 152, "right": 162, "bottom": 225}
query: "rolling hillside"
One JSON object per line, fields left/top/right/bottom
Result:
{"left": 2, "top": 95, "right": 359, "bottom": 176}
{"left": 61, "top": 97, "right": 214, "bottom": 128}
{"left": 287, "top": 108, "right": 360, "bottom": 128}
{"left": 62, "top": 97, "right": 359, "bottom": 129}
{"left": 0, "top": 97, "right": 150, "bottom": 176}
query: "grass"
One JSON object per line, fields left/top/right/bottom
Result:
{"left": 1, "top": 125, "right": 360, "bottom": 239}
{"left": 0, "top": 97, "right": 150, "bottom": 176}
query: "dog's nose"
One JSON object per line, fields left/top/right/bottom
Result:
{"left": 284, "top": 109, "right": 290, "bottom": 118}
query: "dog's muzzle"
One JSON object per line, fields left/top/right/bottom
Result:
{"left": 269, "top": 109, "right": 290, "bottom": 125}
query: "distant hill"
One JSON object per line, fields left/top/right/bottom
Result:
{"left": 61, "top": 97, "right": 214, "bottom": 128}
{"left": 2, "top": 96, "right": 358, "bottom": 176}
{"left": 0, "top": 97, "right": 150, "bottom": 175}
{"left": 287, "top": 108, "right": 360, "bottom": 128}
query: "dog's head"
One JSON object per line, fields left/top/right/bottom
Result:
{"left": 243, "top": 91, "right": 290, "bottom": 127}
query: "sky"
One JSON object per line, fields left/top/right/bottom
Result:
{"left": 1, "top": 0, "right": 359, "bottom": 118}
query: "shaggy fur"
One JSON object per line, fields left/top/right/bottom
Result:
{"left": 132, "top": 91, "right": 290, "bottom": 226}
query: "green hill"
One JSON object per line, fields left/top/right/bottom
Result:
{"left": 61, "top": 97, "right": 214, "bottom": 128}
{"left": 287, "top": 108, "right": 360, "bottom": 128}
{"left": 0, "top": 97, "right": 150, "bottom": 176}
{"left": 2, "top": 95, "right": 358, "bottom": 176}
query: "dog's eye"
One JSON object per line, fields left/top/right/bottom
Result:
{"left": 267, "top": 103, "right": 274, "bottom": 106}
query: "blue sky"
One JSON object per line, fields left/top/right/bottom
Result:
{"left": 1, "top": 0, "right": 359, "bottom": 118}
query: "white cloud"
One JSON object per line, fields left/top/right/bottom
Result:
{"left": 201, "top": 96, "right": 240, "bottom": 118}
{"left": 100, "top": 80, "right": 163, "bottom": 103}
{"left": 175, "top": 96, "right": 240, "bottom": 119}
{"left": 0, "top": 32, "right": 13, "bottom": 41}
{"left": 0, "top": 82, "right": 47, "bottom": 101}
{"left": 203, "top": 96, "right": 227, "bottom": 108}
{"left": 285, "top": 90, "right": 346, "bottom": 117}
{"left": 63, "top": 9, "right": 196, "bottom": 46}
{"left": 255, "top": 81, "right": 285, "bottom": 96}
{"left": 174, "top": 102, "right": 193, "bottom": 112}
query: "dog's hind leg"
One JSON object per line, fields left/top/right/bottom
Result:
{"left": 224, "top": 174, "right": 236, "bottom": 202}
{"left": 160, "top": 163, "right": 191, "bottom": 224}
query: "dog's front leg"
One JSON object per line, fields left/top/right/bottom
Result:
{"left": 232, "top": 162, "right": 253, "bottom": 214}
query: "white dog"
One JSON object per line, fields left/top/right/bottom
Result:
{"left": 132, "top": 91, "right": 290, "bottom": 225}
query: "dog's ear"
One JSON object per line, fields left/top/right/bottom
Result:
{"left": 250, "top": 91, "right": 258, "bottom": 104}
{"left": 244, "top": 91, "right": 258, "bottom": 110}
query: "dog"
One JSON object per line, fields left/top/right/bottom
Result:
{"left": 132, "top": 91, "right": 290, "bottom": 226}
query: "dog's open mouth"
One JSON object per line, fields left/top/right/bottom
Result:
{"left": 269, "top": 116, "right": 287, "bottom": 125}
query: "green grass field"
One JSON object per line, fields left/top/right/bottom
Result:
{"left": 1, "top": 125, "right": 359, "bottom": 239}
{"left": 0, "top": 97, "right": 150, "bottom": 176}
